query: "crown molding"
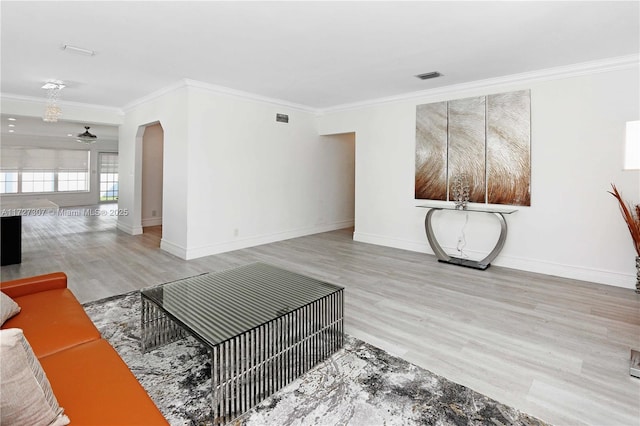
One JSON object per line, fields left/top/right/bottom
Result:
{"left": 0, "top": 93, "right": 124, "bottom": 116}
{"left": 121, "top": 80, "right": 188, "bottom": 112}
{"left": 5, "top": 54, "right": 638, "bottom": 118}
{"left": 182, "top": 79, "right": 317, "bottom": 113}
{"left": 318, "top": 54, "right": 640, "bottom": 114}
{"left": 1, "top": 132, "right": 118, "bottom": 145}
{"left": 123, "top": 78, "right": 317, "bottom": 114}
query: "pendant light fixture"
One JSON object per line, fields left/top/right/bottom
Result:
{"left": 42, "top": 81, "right": 65, "bottom": 122}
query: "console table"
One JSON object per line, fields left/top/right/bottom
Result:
{"left": 417, "top": 203, "right": 517, "bottom": 270}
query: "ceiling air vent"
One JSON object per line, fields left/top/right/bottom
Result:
{"left": 415, "top": 71, "right": 442, "bottom": 80}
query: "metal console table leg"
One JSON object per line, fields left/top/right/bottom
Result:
{"left": 631, "top": 349, "right": 640, "bottom": 378}
{"left": 424, "top": 207, "right": 511, "bottom": 270}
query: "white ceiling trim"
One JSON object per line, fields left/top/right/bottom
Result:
{"left": 1, "top": 93, "right": 124, "bottom": 117}
{"left": 4, "top": 54, "right": 638, "bottom": 121}
{"left": 4, "top": 131, "right": 118, "bottom": 145}
{"left": 183, "top": 79, "right": 317, "bottom": 113}
{"left": 123, "top": 78, "right": 317, "bottom": 114}
{"left": 318, "top": 54, "right": 640, "bottom": 115}
{"left": 124, "top": 53, "right": 640, "bottom": 118}
{"left": 121, "top": 79, "right": 188, "bottom": 113}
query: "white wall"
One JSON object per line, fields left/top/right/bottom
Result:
{"left": 318, "top": 64, "right": 640, "bottom": 289}
{"left": 182, "top": 86, "right": 354, "bottom": 259}
{"left": 118, "top": 81, "right": 355, "bottom": 260}
{"left": 117, "top": 85, "right": 189, "bottom": 256}
{"left": 141, "top": 123, "right": 164, "bottom": 227}
{"left": 7, "top": 63, "right": 635, "bottom": 289}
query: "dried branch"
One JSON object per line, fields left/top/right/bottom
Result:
{"left": 609, "top": 184, "right": 640, "bottom": 257}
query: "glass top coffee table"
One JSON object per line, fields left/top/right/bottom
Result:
{"left": 140, "top": 262, "right": 344, "bottom": 424}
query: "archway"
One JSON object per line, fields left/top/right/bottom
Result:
{"left": 140, "top": 122, "right": 164, "bottom": 246}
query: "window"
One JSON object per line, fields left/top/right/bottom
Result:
{"left": 0, "top": 147, "right": 90, "bottom": 194}
{"left": 99, "top": 153, "right": 118, "bottom": 202}
{"left": 21, "top": 171, "right": 55, "bottom": 193}
{"left": 58, "top": 171, "right": 89, "bottom": 192}
{"left": 0, "top": 172, "right": 18, "bottom": 194}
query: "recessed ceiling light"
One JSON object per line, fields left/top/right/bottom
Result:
{"left": 415, "top": 71, "right": 442, "bottom": 80}
{"left": 62, "top": 44, "right": 95, "bottom": 56}
{"left": 67, "top": 134, "right": 73, "bottom": 137}
{"left": 8, "top": 130, "right": 14, "bottom": 133}
{"left": 8, "top": 117, "right": 16, "bottom": 121}
{"left": 8, "top": 124, "right": 15, "bottom": 127}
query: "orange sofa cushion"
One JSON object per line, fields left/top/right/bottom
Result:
{"left": 2, "top": 289, "right": 101, "bottom": 358}
{"left": 1, "top": 272, "right": 67, "bottom": 298}
{"left": 39, "top": 339, "right": 168, "bottom": 425}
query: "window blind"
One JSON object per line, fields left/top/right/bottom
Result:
{"left": 0, "top": 147, "right": 89, "bottom": 170}
{"left": 99, "top": 152, "right": 118, "bottom": 173}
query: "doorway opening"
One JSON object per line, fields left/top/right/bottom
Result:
{"left": 322, "top": 132, "right": 356, "bottom": 233}
{"left": 141, "top": 123, "right": 164, "bottom": 247}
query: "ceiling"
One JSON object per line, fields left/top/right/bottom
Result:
{"left": 1, "top": 115, "right": 119, "bottom": 142}
{"left": 1, "top": 1, "right": 639, "bottom": 113}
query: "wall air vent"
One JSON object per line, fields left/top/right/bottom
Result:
{"left": 276, "top": 113, "right": 289, "bottom": 123}
{"left": 415, "top": 71, "right": 442, "bottom": 80}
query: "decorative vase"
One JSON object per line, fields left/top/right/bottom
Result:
{"left": 636, "top": 256, "right": 640, "bottom": 294}
{"left": 451, "top": 174, "right": 470, "bottom": 210}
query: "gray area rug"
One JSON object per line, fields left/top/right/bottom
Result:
{"left": 83, "top": 292, "right": 548, "bottom": 426}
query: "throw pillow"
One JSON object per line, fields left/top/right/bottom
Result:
{"left": 0, "top": 328, "right": 70, "bottom": 426}
{"left": 0, "top": 291, "right": 21, "bottom": 326}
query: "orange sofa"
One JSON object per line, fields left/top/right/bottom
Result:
{"left": 1, "top": 272, "right": 168, "bottom": 425}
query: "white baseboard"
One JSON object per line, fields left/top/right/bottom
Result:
{"left": 117, "top": 220, "right": 143, "bottom": 235}
{"left": 354, "top": 231, "right": 430, "bottom": 254}
{"left": 184, "top": 219, "right": 354, "bottom": 260}
{"left": 492, "top": 255, "right": 636, "bottom": 290}
{"left": 142, "top": 217, "right": 162, "bottom": 227}
{"left": 160, "top": 239, "right": 188, "bottom": 259}
{"left": 353, "top": 231, "right": 636, "bottom": 290}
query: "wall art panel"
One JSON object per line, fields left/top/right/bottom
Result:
{"left": 415, "top": 101, "right": 447, "bottom": 200}
{"left": 486, "top": 90, "right": 531, "bottom": 205}
{"left": 415, "top": 89, "right": 531, "bottom": 206}
{"left": 447, "top": 96, "right": 486, "bottom": 203}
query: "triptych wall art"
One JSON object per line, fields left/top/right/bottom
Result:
{"left": 415, "top": 89, "right": 531, "bottom": 206}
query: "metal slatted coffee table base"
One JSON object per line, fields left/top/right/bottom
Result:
{"left": 140, "top": 299, "right": 188, "bottom": 351}
{"left": 141, "top": 278, "right": 344, "bottom": 425}
{"left": 210, "top": 291, "right": 343, "bottom": 424}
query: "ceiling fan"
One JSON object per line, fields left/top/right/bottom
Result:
{"left": 76, "top": 126, "right": 97, "bottom": 144}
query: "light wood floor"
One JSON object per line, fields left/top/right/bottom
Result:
{"left": 2, "top": 205, "right": 639, "bottom": 426}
